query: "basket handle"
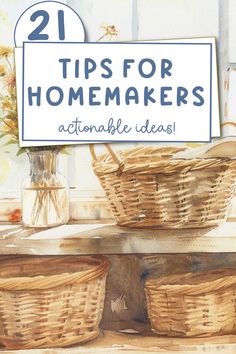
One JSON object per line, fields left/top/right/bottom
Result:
{"left": 221, "top": 121, "right": 236, "bottom": 129}
{"left": 89, "top": 143, "right": 125, "bottom": 175}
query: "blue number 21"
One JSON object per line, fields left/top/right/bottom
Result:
{"left": 28, "top": 10, "right": 65, "bottom": 40}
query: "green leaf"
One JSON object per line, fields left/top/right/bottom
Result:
{"left": 4, "top": 139, "right": 17, "bottom": 146}
{"left": 60, "top": 147, "right": 71, "bottom": 155}
{"left": 0, "top": 132, "right": 8, "bottom": 139}
{"left": 16, "top": 147, "right": 26, "bottom": 156}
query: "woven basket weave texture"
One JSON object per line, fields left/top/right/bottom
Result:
{"left": 0, "top": 256, "right": 109, "bottom": 349}
{"left": 91, "top": 145, "right": 236, "bottom": 228}
{"left": 145, "top": 268, "right": 236, "bottom": 337}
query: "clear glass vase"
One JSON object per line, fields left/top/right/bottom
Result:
{"left": 22, "top": 150, "right": 69, "bottom": 227}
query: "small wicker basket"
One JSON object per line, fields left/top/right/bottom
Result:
{"left": 90, "top": 144, "right": 236, "bottom": 228}
{"left": 145, "top": 268, "right": 236, "bottom": 337}
{"left": 0, "top": 255, "right": 109, "bottom": 349}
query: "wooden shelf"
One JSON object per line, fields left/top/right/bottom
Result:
{"left": 1, "top": 330, "right": 236, "bottom": 353}
{"left": 0, "top": 223, "right": 235, "bottom": 353}
{"left": 0, "top": 221, "right": 236, "bottom": 255}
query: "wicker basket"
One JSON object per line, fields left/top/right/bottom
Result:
{"left": 0, "top": 255, "right": 109, "bottom": 349}
{"left": 90, "top": 144, "right": 236, "bottom": 228}
{"left": 145, "top": 268, "right": 236, "bottom": 337}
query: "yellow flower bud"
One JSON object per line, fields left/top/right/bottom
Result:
{"left": 0, "top": 64, "right": 5, "bottom": 76}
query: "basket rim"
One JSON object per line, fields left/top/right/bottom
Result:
{"left": 92, "top": 145, "right": 236, "bottom": 175}
{"left": 0, "top": 255, "right": 110, "bottom": 291}
{"left": 145, "top": 268, "right": 236, "bottom": 296}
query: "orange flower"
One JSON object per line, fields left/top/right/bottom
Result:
{"left": 8, "top": 208, "right": 21, "bottom": 222}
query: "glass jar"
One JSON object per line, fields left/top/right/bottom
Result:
{"left": 22, "top": 150, "right": 69, "bottom": 227}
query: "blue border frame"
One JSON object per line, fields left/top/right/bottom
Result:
{"left": 22, "top": 41, "right": 213, "bottom": 143}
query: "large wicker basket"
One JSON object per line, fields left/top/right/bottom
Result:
{"left": 145, "top": 268, "right": 236, "bottom": 337}
{"left": 0, "top": 255, "right": 109, "bottom": 349}
{"left": 90, "top": 144, "right": 236, "bottom": 228}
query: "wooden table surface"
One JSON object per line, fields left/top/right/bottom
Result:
{"left": 0, "top": 221, "right": 236, "bottom": 255}
{"left": 1, "top": 330, "right": 236, "bottom": 353}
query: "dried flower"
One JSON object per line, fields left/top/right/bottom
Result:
{"left": 0, "top": 46, "right": 12, "bottom": 57}
{"left": 102, "top": 24, "right": 119, "bottom": 37}
{"left": 97, "top": 24, "right": 119, "bottom": 42}
{"left": 0, "top": 49, "right": 67, "bottom": 154}
{"left": 4, "top": 73, "right": 15, "bottom": 88}
{"left": 0, "top": 25, "right": 120, "bottom": 155}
